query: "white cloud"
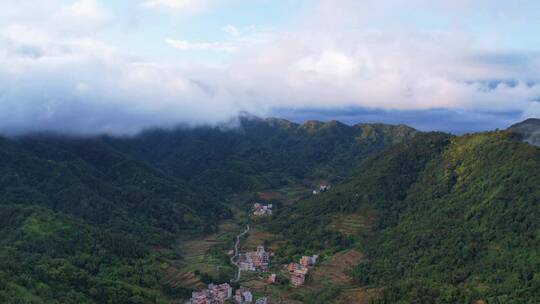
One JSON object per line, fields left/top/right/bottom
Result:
{"left": 1, "top": 0, "right": 540, "bottom": 134}
{"left": 295, "top": 50, "right": 360, "bottom": 78}
{"left": 165, "top": 39, "right": 236, "bottom": 52}
{"left": 2, "top": 24, "right": 52, "bottom": 46}
{"left": 166, "top": 25, "right": 271, "bottom": 53}
{"left": 216, "top": 26, "right": 540, "bottom": 115}
{"left": 0, "top": 18, "right": 237, "bottom": 135}
{"left": 58, "top": 0, "right": 107, "bottom": 24}
{"left": 141, "top": 0, "right": 208, "bottom": 12}
{"left": 222, "top": 24, "right": 240, "bottom": 37}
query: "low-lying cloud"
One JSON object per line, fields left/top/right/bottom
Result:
{"left": 1, "top": 0, "right": 540, "bottom": 135}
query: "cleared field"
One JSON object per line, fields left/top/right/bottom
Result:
{"left": 256, "top": 185, "right": 309, "bottom": 205}
{"left": 241, "top": 277, "right": 304, "bottom": 304}
{"left": 335, "top": 287, "right": 380, "bottom": 304}
{"left": 240, "top": 228, "right": 281, "bottom": 252}
{"left": 160, "top": 220, "right": 241, "bottom": 291}
{"left": 327, "top": 213, "right": 373, "bottom": 237}
{"left": 310, "top": 250, "right": 363, "bottom": 287}
{"left": 162, "top": 267, "right": 206, "bottom": 290}
{"left": 238, "top": 249, "right": 372, "bottom": 303}
{"left": 307, "top": 250, "right": 381, "bottom": 303}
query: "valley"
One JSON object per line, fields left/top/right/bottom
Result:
{"left": 153, "top": 179, "right": 378, "bottom": 303}
{"left": 0, "top": 116, "right": 539, "bottom": 303}
{"left": 4, "top": 1, "right": 540, "bottom": 303}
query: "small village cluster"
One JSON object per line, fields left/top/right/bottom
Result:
{"left": 312, "top": 184, "right": 331, "bottom": 195}
{"left": 239, "top": 245, "right": 273, "bottom": 272}
{"left": 252, "top": 203, "right": 273, "bottom": 216}
{"left": 191, "top": 193, "right": 322, "bottom": 303}
{"left": 189, "top": 283, "right": 232, "bottom": 304}
{"left": 287, "top": 255, "right": 319, "bottom": 287}
{"left": 189, "top": 283, "right": 268, "bottom": 304}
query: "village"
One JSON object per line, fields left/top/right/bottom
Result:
{"left": 189, "top": 282, "right": 269, "bottom": 304}
{"left": 188, "top": 251, "right": 319, "bottom": 304}
{"left": 188, "top": 193, "right": 325, "bottom": 304}
{"left": 188, "top": 243, "right": 275, "bottom": 304}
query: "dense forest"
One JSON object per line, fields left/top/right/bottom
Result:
{"left": 0, "top": 134, "right": 230, "bottom": 303}
{"left": 268, "top": 127, "right": 540, "bottom": 303}
{"left": 105, "top": 115, "right": 417, "bottom": 193}
{"left": 0, "top": 116, "right": 415, "bottom": 303}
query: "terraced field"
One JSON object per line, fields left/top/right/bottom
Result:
{"left": 162, "top": 267, "right": 206, "bottom": 291}
{"left": 256, "top": 185, "right": 309, "bottom": 205}
{"left": 335, "top": 287, "right": 380, "bottom": 304}
{"left": 161, "top": 220, "right": 241, "bottom": 293}
{"left": 240, "top": 228, "right": 282, "bottom": 252}
{"left": 159, "top": 187, "right": 373, "bottom": 303}
{"left": 309, "top": 250, "right": 363, "bottom": 287}
{"left": 327, "top": 213, "right": 374, "bottom": 237}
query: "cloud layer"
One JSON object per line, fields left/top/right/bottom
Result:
{"left": 141, "top": 0, "right": 209, "bottom": 13}
{"left": 1, "top": 0, "right": 540, "bottom": 135}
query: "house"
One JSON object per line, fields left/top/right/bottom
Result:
{"left": 319, "top": 184, "right": 331, "bottom": 192}
{"left": 287, "top": 262, "right": 308, "bottom": 287}
{"left": 253, "top": 203, "right": 273, "bottom": 216}
{"left": 238, "top": 246, "right": 272, "bottom": 272}
{"left": 313, "top": 184, "right": 331, "bottom": 195}
{"left": 234, "top": 287, "right": 253, "bottom": 304}
{"left": 290, "top": 272, "right": 306, "bottom": 287}
{"left": 300, "top": 255, "right": 319, "bottom": 267}
{"left": 287, "top": 263, "right": 306, "bottom": 274}
{"left": 267, "top": 273, "right": 276, "bottom": 284}
{"left": 190, "top": 290, "right": 211, "bottom": 304}
{"left": 190, "top": 283, "right": 232, "bottom": 304}
{"left": 208, "top": 283, "right": 233, "bottom": 303}
{"left": 239, "top": 261, "right": 256, "bottom": 272}
{"left": 299, "top": 256, "right": 311, "bottom": 267}
{"left": 288, "top": 255, "right": 318, "bottom": 287}
{"left": 287, "top": 263, "right": 297, "bottom": 272}
{"left": 255, "top": 297, "right": 268, "bottom": 304}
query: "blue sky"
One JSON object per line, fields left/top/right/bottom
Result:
{"left": 1, "top": 0, "right": 540, "bottom": 134}
{"left": 94, "top": 1, "right": 306, "bottom": 62}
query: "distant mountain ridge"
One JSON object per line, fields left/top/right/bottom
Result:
{"left": 508, "top": 117, "right": 540, "bottom": 145}
{"left": 104, "top": 115, "right": 417, "bottom": 192}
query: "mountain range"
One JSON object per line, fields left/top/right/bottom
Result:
{"left": 0, "top": 115, "right": 538, "bottom": 304}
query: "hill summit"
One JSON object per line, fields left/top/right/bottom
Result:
{"left": 508, "top": 117, "right": 540, "bottom": 145}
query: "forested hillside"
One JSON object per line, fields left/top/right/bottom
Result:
{"left": 268, "top": 130, "right": 540, "bottom": 303}
{"left": 507, "top": 118, "right": 540, "bottom": 145}
{"left": 0, "top": 205, "right": 166, "bottom": 303}
{"left": 0, "top": 117, "right": 416, "bottom": 303}
{"left": 0, "top": 135, "right": 231, "bottom": 303}
{"left": 105, "top": 115, "right": 417, "bottom": 192}
{"left": 0, "top": 135, "right": 228, "bottom": 240}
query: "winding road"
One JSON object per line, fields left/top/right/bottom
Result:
{"left": 230, "top": 224, "right": 250, "bottom": 282}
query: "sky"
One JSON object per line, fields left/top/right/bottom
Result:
{"left": 1, "top": 0, "right": 540, "bottom": 134}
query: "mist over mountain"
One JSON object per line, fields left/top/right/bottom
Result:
{"left": 271, "top": 107, "right": 524, "bottom": 134}
{"left": 508, "top": 118, "right": 540, "bottom": 145}
{"left": 2, "top": 1, "right": 540, "bottom": 135}
{"left": 2, "top": 1, "right": 540, "bottom": 303}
